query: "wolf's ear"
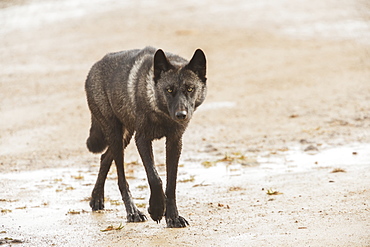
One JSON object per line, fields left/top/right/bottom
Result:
{"left": 186, "top": 49, "right": 207, "bottom": 82}
{"left": 154, "top": 49, "right": 172, "bottom": 82}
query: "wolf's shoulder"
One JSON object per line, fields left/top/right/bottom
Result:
{"left": 92, "top": 47, "right": 156, "bottom": 71}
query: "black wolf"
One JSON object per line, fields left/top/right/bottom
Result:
{"left": 85, "top": 46, "right": 207, "bottom": 228}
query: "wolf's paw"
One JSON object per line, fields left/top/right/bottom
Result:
{"left": 166, "top": 215, "right": 189, "bottom": 228}
{"left": 148, "top": 189, "right": 166, "bottom": 223}
{"left": 148, "top": 204, "right": 165, "bottom": 223}
{"left": 127, "top": 210, "right": 147, "bottom": 222}
{"left": 90, "top": 196, "right": 104, "bottom": 211}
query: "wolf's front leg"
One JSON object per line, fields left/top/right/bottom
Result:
{"left": 165, "top": 135, "right": 189, "bottom": 228}
{"left": 135, "top": 135, "right": 166, "bottom": 223}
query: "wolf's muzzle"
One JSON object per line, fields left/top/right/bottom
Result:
{"left": 175, "top": 111, "right": 187, "bottom": 120}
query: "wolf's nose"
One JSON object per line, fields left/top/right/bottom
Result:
{"left": 175, "top": 111, "right": 187, "bottom": 120}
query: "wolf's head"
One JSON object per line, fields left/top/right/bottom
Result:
{"left": 153, "top": 49, "right": 207, "bottom": 123}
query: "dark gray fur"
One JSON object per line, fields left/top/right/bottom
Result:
{"left": 85, "top": 46, "right": 207, "bottom": 228}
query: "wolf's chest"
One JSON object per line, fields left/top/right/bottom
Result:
{"left": 139, "top": 113, "right": 186, "bottom": 140}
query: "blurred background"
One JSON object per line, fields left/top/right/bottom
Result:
{"left": 1, "top": 0, "right": 369, "bottom": 165}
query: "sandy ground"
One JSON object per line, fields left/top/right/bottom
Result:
{"left": 1, "top": 0, "right": 370, "bottom": 246}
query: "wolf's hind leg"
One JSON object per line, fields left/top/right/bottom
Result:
{"left": 90, "top": 149, "right": 113, "bottom": 211}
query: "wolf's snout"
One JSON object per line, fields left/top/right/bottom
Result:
{"left": 175, "top": 111, "right": 187, "bottom": 120}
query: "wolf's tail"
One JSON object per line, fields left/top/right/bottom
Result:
{"left": 86, "top": 116, "right": 107, "bottom": 153}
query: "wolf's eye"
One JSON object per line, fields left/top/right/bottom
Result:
{"left": 187, "top": 87, "right": 194, "bottom": 92}
{"left": 167, "top": 88, "right": 173, "bottom": 93}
